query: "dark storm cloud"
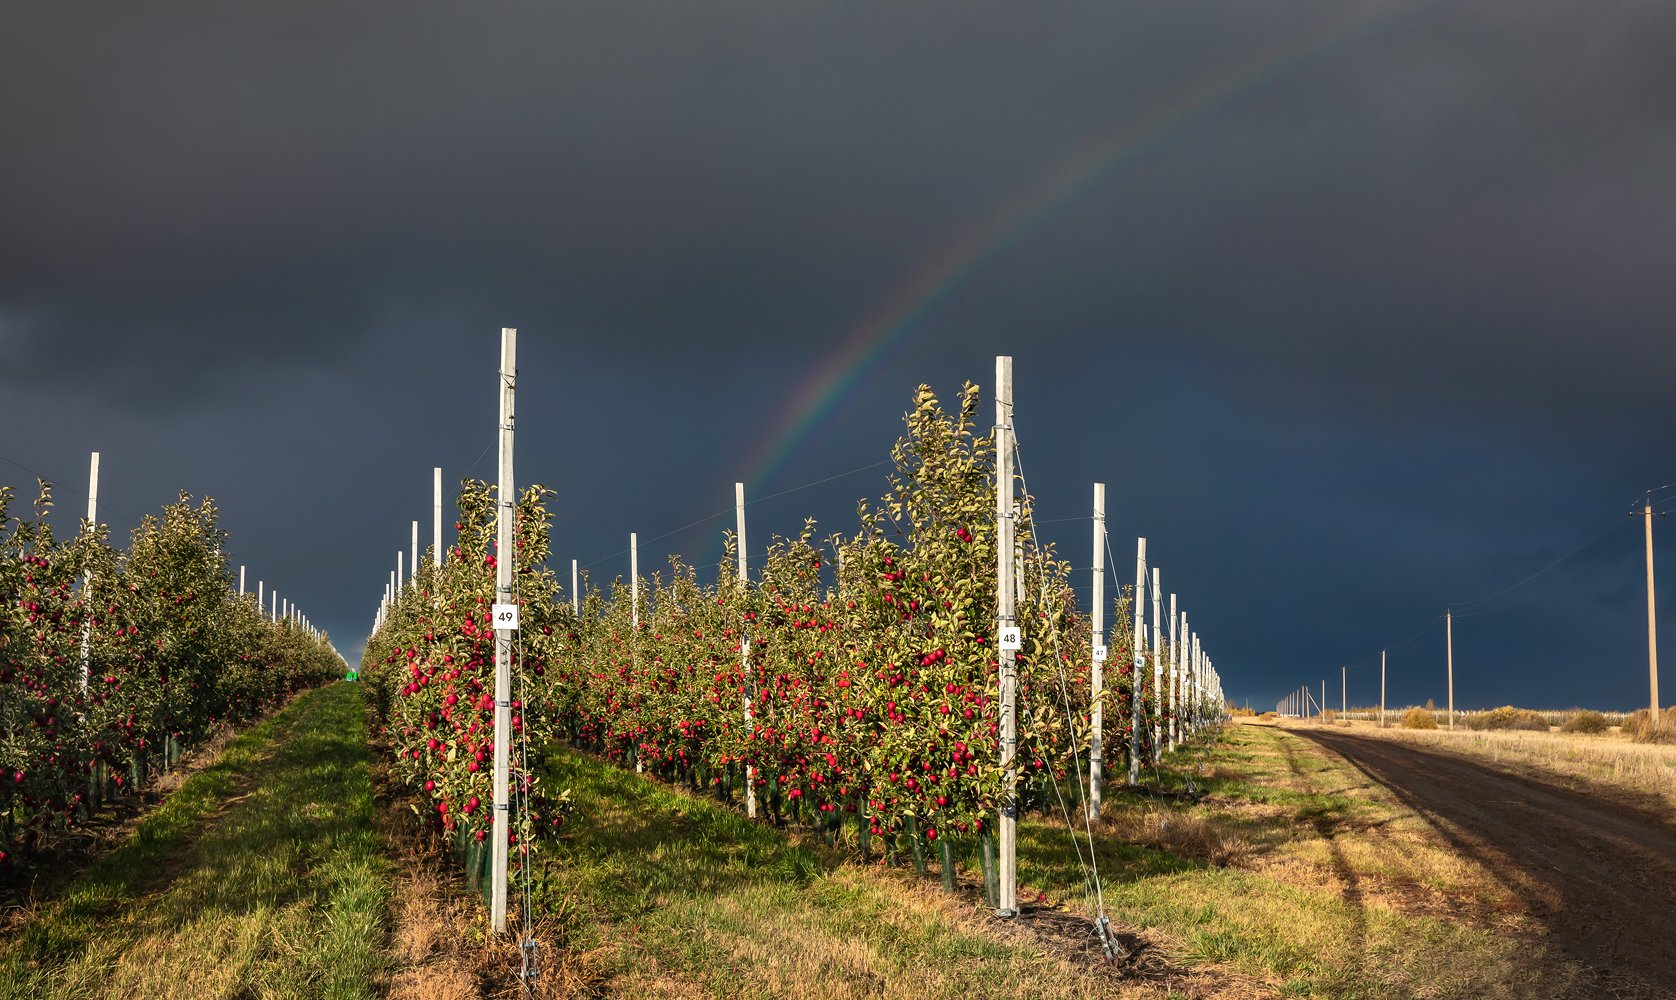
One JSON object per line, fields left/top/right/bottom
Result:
{"left": 3, "top": 0, "right": 1674, "bottom": 706}
{"left": 0, "top": 2, "right": 1365, "bottom": 384}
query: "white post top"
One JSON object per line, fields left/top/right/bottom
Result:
{"left": 86, "top": 451, "right": 100, "bottom": 523}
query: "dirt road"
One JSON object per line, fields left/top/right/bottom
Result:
{"left": 1297, "top": 727, "right": 1676, "bottom": 998}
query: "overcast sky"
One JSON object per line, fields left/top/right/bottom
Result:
{"left": 4, "top": 0, "right": 1674, "bottom": 710}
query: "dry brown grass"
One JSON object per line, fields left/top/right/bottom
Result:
{"left": 1094, "top": 807, "right": 1254, "bottom": 869}
{"left": 1331, "top": 720, "right": 1676, "bottom": 820}
{"left": 371, "top": 710, "right": 614, "bottom": 1000}
{"left": 1624, "top": 707, "right": 1676, "bottom": 743}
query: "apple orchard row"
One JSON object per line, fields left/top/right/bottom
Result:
{"left": 363, "top": 382, "right": 1223, "bottom": 877}
{"left": 0, "top": 484, "right": 342, "bottom": 861}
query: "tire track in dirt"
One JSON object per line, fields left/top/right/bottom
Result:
{"left": 1297, "top": 728, "right": 1676, "bottom": 998}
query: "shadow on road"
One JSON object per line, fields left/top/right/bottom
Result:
{"left": 1292, "top": 726, "right": 1676, "bottom": 1000}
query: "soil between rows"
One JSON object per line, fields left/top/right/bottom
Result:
{"left": 1296, "top": 727, "right": 1676, "bottom": 998}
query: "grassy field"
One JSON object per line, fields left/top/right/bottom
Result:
{"left": 531, "top": 747, "right": 1169, "bottom": 999}
{"left": 0, "top": 690, "right": 1612, "bottom": 998}
{"left": 1052, "top": 724, "right": 1588, "bottom": 998}
{"left": 532, "top": 723, "right": 1590, "bottom": 999}
{"left": 1288, "top": 718, "right": 1676, "bottom": 820}
{"left": 0, "top": 682, "right": 390, "bottom": 1000}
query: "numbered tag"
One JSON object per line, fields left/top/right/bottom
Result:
{"left": 999, "top": 626, "right": 1022, "bottom": 651}
{"left": 492, "top": 603, "right": 520, "bottom": 630}
{"left": 1093, "top": 644, "right": 1108, "bottom": 662}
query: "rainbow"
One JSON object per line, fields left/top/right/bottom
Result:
{"left": 739, "top": 0, "right": 1440, "bottom": 495}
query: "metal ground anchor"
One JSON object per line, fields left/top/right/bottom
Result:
{"left": 519, "top": 937, "right": 540, "bottom": 982}
{"left": 1094, "top": 915, "right": 1118, "bottom": 962}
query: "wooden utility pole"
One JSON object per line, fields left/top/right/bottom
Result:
{"left": 737, "top": 482, "right": 756, "bottom": 819}
{"left": 1129, "top": 538, "right": 1146, "bottom": 785}
{"left": 994, "top": 355, "right": 1018, "bottom": 918}
{"left": 490, "top": 327, "right": 517, "bottom": 933}
{"left": 1320, "top": 680, "right": 1326, "bottom": 722}
{"left": 1643, "top": 494, "right": 1661, "bottom": 729}
{"left": 1380, "top": 650, "right": 1387, "bottom": 728}
{"left": 1089, "top": 483, "right": 1105, "bottom": 819}
{"left": 1446, "top": 609, "right": 1455, "bottom": 730}
{"left": 1341, "top": 665, "right": 1346, "bottom": 717}
{"left": 1151, "top": 567, "right": 1162, "bottom": 762}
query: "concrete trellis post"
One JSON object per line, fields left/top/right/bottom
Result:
{"left": 1089, "top": 483, "right": 1105, "bottom": 819}
{"left": 630, "top": 533, "right": 639, "bottom": 630}
{"left": 411, "top": 520, "right": 419, "bottom": 588}
{"left": 737, "top": 482, "right": 757, "bottom": 818}
{"left": 79, "top": 452, "right": 99, "bottom": 692}
{"left": 1014, "top": 498, "right": 1026, "bottom": 609}
{"left": 571, "top": 559, "right": 579, "bottom": 614}
{"left": 994, "top": 355, "right": 1018, "bottom": 918}
{"left": 239, "top": 565, "right": 245, "bottom": 597}
{"left": 1168, "top": 597, "right": 1178, "bottom": 750}
{"left": 490, "top": 328, "right": 517, "bottom": 933}
{"left": 1151, "top": 567, "right": 1162, "bottom": 763}
{"left": 1129, "top": 538, "right": 1146, "bottom": 786}
{"left": 1179, "top": 613, "right": 1189, "bottom": 736}
{"left": 434, "top": 467, "right": 443, "bottom": 569}
{"left": 1191, "top": 633, "right": 1200, "bottom": 732}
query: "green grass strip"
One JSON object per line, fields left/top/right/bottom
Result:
{"left": 0, "top": 682, "right": 390, "bottom": 1000}
{"left": 1016, "top": 725, "right": 1569, "bottom": 999}
{"left": 537, "top": 746, "right": 1122, "bottom": 999}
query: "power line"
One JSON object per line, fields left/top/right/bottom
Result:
{"left": 1447, "top": 516, "right": 1625, "bottom": 612}
{"left": 0, "top": 450, "right": 147, "bottom": 527}
{"left": 1453, "top": 528, "right": 1639, "bottom": 620}
{"left": 578, "top": 459, "right": 892, "bottom": 571}
{"left": 1336, "top": 481, "right": 1674, "bottom": 681}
